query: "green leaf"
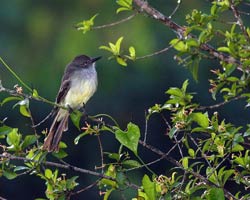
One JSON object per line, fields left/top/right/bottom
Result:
{"left": 3, "top": 170, "right": 17, "bottom": 180}
{"left": 14, "top": 166, "right": 29, "bottom": 172}
{"left": 129, "top": 46, "right": 136, "bottom": 60}
{"left": 188, "top": 148, "right": 195, "bottom": 158}
{"left": 104, "top": 188, "right": 114, "bottom": 200}
{"left": 115, "top": 122, "right": 140, "bottom": 155}
{"left": 170, "top": 38, "right": 188, "bottom": 52}
{"left": 66, "top": 176, "right": 79, "bottom": 190}
{"left": 217, "top": 47, "right": 230, "bottom": 53}
{"left": 142, "top": 175, "right": 156, "bottom": 200}
{"left": 116, "top": 0, "right": 132, "bottom": 13}
{"left": 21, "top": 135, "right": 37, "bottom": 149}
{"left": 190, "top": 112, "right": 209, "bottom": 128}
{"left": 45, "top": 169, "right": 53, "bottom": 179}
{"left": 166, "top": 87, "right": 183, "bottom": 97}
{"left": 76, "top": 14, "right": 98, "bottom": 34}
{"left": 182, "top": 157, "right": 189, "bottom": 169}
{"left": 52, "top": 149, "right": 68, "bottom": 159}
{"left": 0, "top": 126, "right": 13, "bottom": 135}
{"left": 32, "top": 89, "right": 39, "bottom": 98}
{"left": 99, "top": 45, "right": 113, "bottom": 53}
{"left": 19, "top": 105, "right": 31, "bottom": 117}
{"left": 122, "top": 159, "right": 141, "bottom": 168}
{"left": 1, "top": 96, "right": 22, "bottom": 106}
{"left": 116, "top": 57, "right": 127, "bottom": 66}
{"left": 74, "top": 131, "right": 90, "bottom": 145}
{"left": 115, "top": 37, "right": 124, "bottom": 54}
{"left": 168, "top": 127, "right": 178, "bottom": 139}
{"left": 207, "top": 187, "right": 225, "bottom": 200}
{"left": 70, "top": 110, "right": 83, "bottom": 130}
{"left": 188, "top": 56, "right": 200, "bottom": 81}
{"left": 6, "top": 128, "right": 21, "bottom": 147}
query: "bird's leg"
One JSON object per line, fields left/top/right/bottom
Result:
{"left": 66, "top": 105, "right": 74, "bottom": 114}
{"left": 79, "top": 103, "right": 88, "bottom": 119}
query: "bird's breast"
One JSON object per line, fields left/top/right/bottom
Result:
{"left": 63, "top": 69, "right": 97, "bottom": 109}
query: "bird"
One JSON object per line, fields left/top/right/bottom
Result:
{"left": 43, "top": 54, "right": 101, "bottom": 152}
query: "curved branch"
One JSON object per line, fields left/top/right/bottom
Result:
{"left": 132, "top": 0, "right": 244, "bottom": 71}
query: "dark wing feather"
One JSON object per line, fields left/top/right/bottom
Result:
{"left": 56, "top": 64, "right": 75, "bottom": 104}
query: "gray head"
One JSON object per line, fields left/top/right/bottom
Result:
{"left": 72, "top": 55, "right": 102, "bottom": 68}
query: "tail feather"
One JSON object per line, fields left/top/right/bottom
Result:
{"left": 43, "top": 111, "right": 69, "bottom": 152}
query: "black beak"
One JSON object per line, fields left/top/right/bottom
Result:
{"left": 91, "top": 56, "right": 102, "bottom": 63}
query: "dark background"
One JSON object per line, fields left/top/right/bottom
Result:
{"left": 0, "top": 0, "right": 249, "bottom": 199}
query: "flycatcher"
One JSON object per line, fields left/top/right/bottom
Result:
{"left": 43, "top": 54, "right": 101, "bottom": 152}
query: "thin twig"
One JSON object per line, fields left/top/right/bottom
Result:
{"left": 96, "top": 135, "right": 104, "bottom": 173}
{"left": 125, "top": 141, "right": 179, "bottom": 172}
{"left": 197, "top": 95, "right": 245, "bottom": 111}
{"left": 143, "top": 111, "right": 148, "bottom": 143}
{"left": 27, "top": 107, "right": 39, "bottom": 147}
{"left": 32, "top": 110, "right": 54, "bottom": 128}
{"left": 70, "top": 178, "right": 101, "bottom": 196}
{"left": 168, "top": 0, "right": 182, "bottom": 19}
{"left": 188, "top": 134, "right": 213, "bottom": 169}
{"left": 230, "top": 0, "right": 250, "bottom": 43}
{"left": 136, "top": 44, "right": 174, "bottom": 60}
{"left": 92, "top": 12, "right": 137, "bottom": 30}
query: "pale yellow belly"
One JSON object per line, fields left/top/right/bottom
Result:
{"left": 63, "top": 79, "right": 97, "bottom": 109}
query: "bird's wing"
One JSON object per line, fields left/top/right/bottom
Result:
{"left": 56, "top": 78, "right": 71, "bottom": 104}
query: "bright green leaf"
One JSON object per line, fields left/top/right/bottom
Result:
{"left": 19, "top": 105, "right": 31, "bottom": 117}
{"left": 32, "top": 89, "right": 39, "bottom": 98}
{"left": 190, "top": 112, "right": 209, "bottom": 128}
{"left": 129, "top": 46, "right": 136, "bottom": 60}
{"left": 70, "top": 110, "right": 83, "bottom": 130}
{"left": 1, "top": 96, "right": 22, "bottom": 106}
{"left": 188, "top": 148, "right": 195, "bottom": 158}
{"left": 142, "top": 175, "right": 156, "bottom": 200}
{"left": 115, "top": 122, "right": 140, "bottom": 155}
{"left": 207, "top": 187, "right": 225, "bottom": 200}
{"left": 116, "top": 57, "right": 127, "bottom": 66}
{"left": 45, "top": 169, "right": 53, "bottom": 179}
{"left": 182, "top": 157, "right": 189, "bottom": 169}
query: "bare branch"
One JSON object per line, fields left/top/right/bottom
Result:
{"left": 197, "top": 95, "right": 245, "bottom": 111}
{"left": 92, "top": 13, "right": 137, "bottom": 30}
{"left": 136, "top": 44, "right": 174, "bottom": 60}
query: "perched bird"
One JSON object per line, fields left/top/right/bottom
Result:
{"left": 43, "top": 55, "right": 101, "bottom": 152}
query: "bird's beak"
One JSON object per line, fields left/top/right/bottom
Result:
{"left": 91, "top": 56, "right": 102, "bottom": 63}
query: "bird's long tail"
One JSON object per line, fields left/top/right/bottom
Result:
{"left": 43, "top": 110, "right": 69, "bottom": 152}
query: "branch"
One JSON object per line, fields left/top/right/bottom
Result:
{"left": 132, "top": 0, "right": 244, "bottom": 71}
{"left": 0, "top": 153, "right": 140, "bottom": 191}
{"left": 93, "top": 13, "right": 137, "bottom": 29}
{"left": 230, "top": 0, "right": 250, "bottom": 43}
{"left": 197, "top": 95, "right": 245, "bottom": 111}
{"left": 138, "top": 140, "right": 237, "bottom": 200}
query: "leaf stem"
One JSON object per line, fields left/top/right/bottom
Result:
{"left": 0, "top": 57, "right": 33, "bottom": 92}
